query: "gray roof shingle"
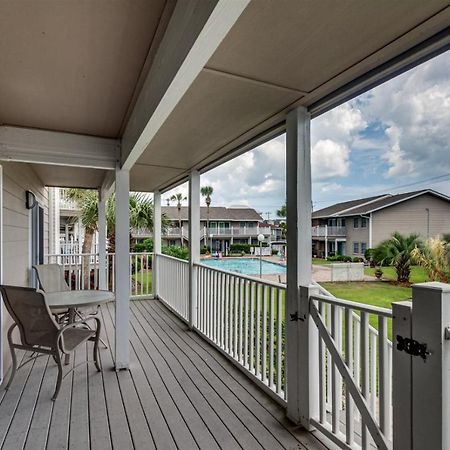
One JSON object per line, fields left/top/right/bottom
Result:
{"left": 162, "top": 206, "right": 263, "bottom": 222}
{"left": 312, "top": 189, "right": 450, "bottom": 218}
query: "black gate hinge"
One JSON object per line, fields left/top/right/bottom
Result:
{"left": 290, "top": 311, "right": 305, "bottom": 322}
{"left": 396, "top": 335, "right": 430, "bottom": 361}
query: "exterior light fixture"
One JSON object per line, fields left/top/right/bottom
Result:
{"left": 25, "top": 190, "right": 37, "bottom": 209}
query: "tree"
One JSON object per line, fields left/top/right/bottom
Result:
{"left": 373, "top": 232, "right": 422, "bottom": 283}
{"left": 170, "top": 193, "right": 187, "bottom": 245}
{"left": 276, "top": 202, "right": 287, "bottom": 239}
{"left": 411, "top": 237, "right": 450, "bottom": 282}
{"left": 64, "top": 189, "right": 168, "bottom": 286}
{"left": 201, "top": 186, "right": 214, "bottom": 251}
{"left": 276, "top": 203, "right": 286, "bottom": 218}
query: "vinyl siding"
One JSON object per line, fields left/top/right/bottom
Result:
{"left": 1, "top": 162, "right": 49, "bottom": 375}
{"left": 371, "top": 193, "right": 450, "bottom": 247}
{"left": 344, "top": 216, "right": 370, "bottom": 255}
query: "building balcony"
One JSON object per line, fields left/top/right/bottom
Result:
{"left": 311, "top": 225, "right": 346, "bottom": 238}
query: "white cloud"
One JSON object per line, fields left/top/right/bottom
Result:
{"left": 312, "top": 139, "right": 350, "bottom": 181}
{"left": 360, "top": 52, "right": 450, "bottom": 180}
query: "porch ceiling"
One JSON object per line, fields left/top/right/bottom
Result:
{"left": 31, "top": 164, "right": 107, "bottom": 189}
{"left": 0, "top": 0, "right": 168, "bottom": 138}
{"left": 131, "top": 0, "right": 450, "bottom": 192}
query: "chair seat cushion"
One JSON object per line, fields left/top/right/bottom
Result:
{"left": 62, "top": 328, "right": 96, "bottom": 352}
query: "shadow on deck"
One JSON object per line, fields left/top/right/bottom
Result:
{"left": 0, "top": 299, "right": 333, "bottom": 450}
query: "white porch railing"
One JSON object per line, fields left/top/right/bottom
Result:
{"left": 45, "top": 252, "right": 153, "bottom": 298}
{"left": 155, "top": 253, "right": 189, "bottom": 318}
{"left": 310, "top": 293, "right": 393, "bottom": 450}
{"left": 196, "top": 264, "right": 286, "bottom": 401}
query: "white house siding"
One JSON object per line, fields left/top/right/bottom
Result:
{"left": 371, "top": 193, "right": 450, "bottom": 247}
{"left": 1, "top": 162, "right": 49, "bottom": 374}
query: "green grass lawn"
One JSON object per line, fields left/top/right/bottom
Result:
{"left": 131, "top": 270, "right": 152, "bottom": 295}
{"left": 364, "top": 265, "right": 428, "bottom": 283}
{"left": 320, "top": 281, "right": 413, "bottom": 339}
{"left": 312, "top": 258, "right": 331, "bottom": 266}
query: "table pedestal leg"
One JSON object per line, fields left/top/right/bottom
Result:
{"left": 64, "top": 308, "right": 76, "bottom": 365}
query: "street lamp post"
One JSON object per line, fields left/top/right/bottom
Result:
{"left": 257, "top": 233, "right": 265, "bottom": 278}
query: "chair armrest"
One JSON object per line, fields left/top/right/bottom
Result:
{"left": 57, "top": 316, "right": 101, "bottom": 354}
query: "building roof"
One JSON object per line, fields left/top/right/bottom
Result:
{"left": 161, "top": 206, "right": 263, "bottom": 222}
{"left": 312, "top": 189, "right": 450, "bottom": 218}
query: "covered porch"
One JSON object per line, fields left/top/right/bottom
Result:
{"left": 0, "top": 1, "right": 450, "bottom": 449}
{"left": 0, "top": 299, "right": 330, "bottom": 450}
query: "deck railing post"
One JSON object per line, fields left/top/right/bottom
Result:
{"left": 189, "top": 170, "right": 200, "bottom": 329}
{"left": 286, "top": 106, "right": 317, "bottom": 427}
{"left": 392, "top": 301, "right": 412, "bottom": 450}
{"left": 98, "top": 188, "right": 107, "bottom": 290}
{"left": 114, "top": 164, "right": 130, "bottom": 370}
{"left": 153, "top": 191, "right": 162, "bottom": 299}
{"left": 411, "top": 282, "right": 450, "bottom": 450}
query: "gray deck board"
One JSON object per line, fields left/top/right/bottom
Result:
{"left": 0, "top": 299, "right": 332, "bottom": 450}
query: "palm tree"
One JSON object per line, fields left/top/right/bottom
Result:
{"left": 276, "top": 203, "right": 287, "bottom": 218}
{"left": 64, "top": 189, "right": 168, "bottom": 286}
{"left": 201, "top": 186, "right": 214, "bottom": 251}
{"left": 276, "top": 202, "right": 287, "bottom": 239}
{"left": 374, "top": 232, "right": 423, "bottom": 283}
{"left": 170, "top": 193, "right": 187, "bottom": 245}
{"left": 411, "top": 237, "right": 450, "bottom": 282}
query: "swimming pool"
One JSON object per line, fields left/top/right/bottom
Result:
{"left": 201, "top": 257, "right": 286, "bottom": 276}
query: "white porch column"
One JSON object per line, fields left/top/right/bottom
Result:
{"left": 324, "top": 225, "right": 328, "bottom": 259}
{"left": 188, "top": 170, "right": 200, "bottom": 329}
{"left": 411, "top": 282, "right": 450, "bottom": 450}
{"left": 153, "top": 191, "right": 162, "bottom": 298}
{"left": 98, "top": 189, "right": 107, "bottom": 290}
{"left": 114, "top": 165, "right": 130, "bottom": 370}
{"left": 286, "top": 106, "right": 318, "bottom": 427}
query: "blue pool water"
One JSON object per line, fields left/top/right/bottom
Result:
{"left": 201, "top": 257, "right": 286, "bottom": 276}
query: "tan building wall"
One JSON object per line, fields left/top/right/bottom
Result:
{"left": 371, "top": 193, "right": 450, "bottom": 247}
{"left": 345, "top": 216, "right": 370, "bottom": 255}
{"left": 1, "top": 162, "right": 49, "bottom": 375}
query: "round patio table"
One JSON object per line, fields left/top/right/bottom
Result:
{"left": 45, "top": 290, "right": 115, "bottom": 364}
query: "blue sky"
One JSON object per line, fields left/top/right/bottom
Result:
{"left": 167, "top": 50, "right": 450, "bottom": 218}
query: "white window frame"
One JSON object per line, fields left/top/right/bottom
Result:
{"left": 353, "top": 242, "right": 360, "bottom": 254}
{"left": 361, "top": 242, "right": 367, "bottom": 254}
{"left": 353, "top": 217, "right": 359, "bottom": 228}
{"left": 361, "top": 217, "right": 368, "bottom": 228}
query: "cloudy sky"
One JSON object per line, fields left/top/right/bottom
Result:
{"left": 166, "top": 51, "right": 450, "bottom": 218}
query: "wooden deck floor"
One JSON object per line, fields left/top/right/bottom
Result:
{"left": 0, "top": 299, "right": 333, "bottom": 450}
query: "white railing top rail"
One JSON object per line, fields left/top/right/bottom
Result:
{"left": 311, "top": 292, "right": 393, "bottom": 317}
{"left": 155, "top": 252, "right": 189, "bottom": 264}
{"left": 195, "top": 261, "right": 286, "bottom": 290}
{"left": 47, "top": 252, "right": 98, "bottom": 258}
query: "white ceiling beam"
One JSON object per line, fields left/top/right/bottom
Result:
{"left": 0, "top": 126, "right": 119, "bottom": 170}
{"left": 121, "top": 0, "right": 250, "bottom": 171}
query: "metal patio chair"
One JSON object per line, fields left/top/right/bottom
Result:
{"left": 33, "top": 264, "right": 108, "bottom": 348}
{"left": 32, "top": 264, "right": 70, "bottom": 322}
{"left": 0, "top": 285, "right": 101, "bottom": 400}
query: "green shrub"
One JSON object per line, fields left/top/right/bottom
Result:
{"left": 133, "top": 238, "right": 153, "bottom": 253}
{"left": 230, "top": 243, "right": 251, "bottom": 253}
{"left": 352, "top": 257, "right": 364, "bottom": 263}
{"left": 364, "top": 248, "right": 374, "bottom": 261}
{"left": 162, "top": 245, "right": 189, "bottom": 260}
{"left": 200, "top": 245, "right": 210, "bottom": 255}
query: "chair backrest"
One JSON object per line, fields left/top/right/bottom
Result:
{"left": 33, "top": 264, "right": 70, "bottom": 293}
{"left": 0, "top": 285, "right": 58, "bottom": 348}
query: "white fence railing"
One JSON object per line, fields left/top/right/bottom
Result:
{"left": 45, "top": 252, "right": 153, "bottom": 298}
{"left": 144, "top": 253, "right": 395, "bottom": 448}
{"left": 196, "top": 264, "right": 286, "bottom": 402}
{"left": 310, "top": 293, "right": 393, "bottom": 450}
{"left": 155, "top": 253, "right": 189, "bottom": 318}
